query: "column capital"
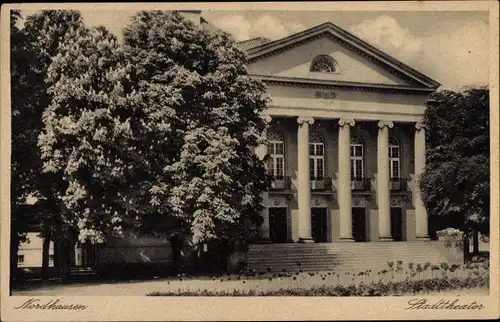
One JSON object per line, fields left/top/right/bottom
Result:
{"left": 377, "top": 120, "right": 394, "bottom": 129}
{"left": 338, "top": 118, "right": 355, "bottom": 127}
{"left": 415, "top": 122, "right": 426, "bottom": 131}
{"left": 297, "top": 116, "right": 315, "bottom": 125}
{"left": 261, "top": 114, "right": 272, "bottom": 124}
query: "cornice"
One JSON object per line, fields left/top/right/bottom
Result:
{"left": 245, "top": 23, "right": 441, "bottom": 89}
{"left": 249, "top": 74, "right": 437, "bottom": 94}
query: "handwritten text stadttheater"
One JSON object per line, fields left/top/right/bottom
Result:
{"left": 406, "top": 298, "right": 485, "bottom": 310}
{"left": 15, "top": 298, "right": 88, "bottom": 310}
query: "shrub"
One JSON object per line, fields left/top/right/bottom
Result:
{"left": 437, "top": 228, "right": 465, "bottom": 250}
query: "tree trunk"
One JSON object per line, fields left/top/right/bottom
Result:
{"left": 41, "top": 235, "right": 51, "bottom": 281}
{"left": 472, "top": 230, "right": 479, "bottom": 255}
{"left": 53, "top": 240, "right": 60, "bottom": 278}
{"left": 463, "top": 233, "right": 470, "bottom": 264}
{"left": 169, "top": 235, "right": 183, "bottom": 275}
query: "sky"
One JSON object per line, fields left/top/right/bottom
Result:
{"left": 19, "top": 10, "right": 490, "bottom": 90}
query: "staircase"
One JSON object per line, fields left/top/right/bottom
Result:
{"left": 68, "top": 266, "right": 99, "bottom": 280}
{"left": 247, "top": 241, "right": 461, "bottom": 273}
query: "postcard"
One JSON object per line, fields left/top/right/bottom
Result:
{"left": 1, "top": 1, "right": 498, "bottom": 321}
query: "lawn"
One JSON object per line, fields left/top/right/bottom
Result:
{"left": 12, "top": 261, "right": 489, "bottom": 296}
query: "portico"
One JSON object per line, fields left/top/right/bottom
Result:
{"left": 237, "top": 21, "right": 439, "bottom": 244}
{"left": 256, "top": 114, "right": 430, "bottom": 243}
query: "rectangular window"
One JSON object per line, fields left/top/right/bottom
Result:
{"left": 389, "top": 146, "right": 399, "bottom": 158}
{"left": 351, "top": 159, "right": 363, "bottom": 180}
{"left": 319, "top": 145, "right": 324, "bottom": 156}
{"left": 390, "top": 160, "right": 400, "bottom": 179}
{"left": 317, "top": 159, "right": 324, "bottom": 179}
{"left": 275, "top": 143, "right": 284, "bottom": 155}
{"left": 276, "top": 157, "right": 284, "bottom": 178}
{"left": 355, "top": 146, "right": 363, "bottom": 157}
{"left": 357, "top": 160, "right": 363, "bottom": 178}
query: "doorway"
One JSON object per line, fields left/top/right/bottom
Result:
{"left": 311, "top": 208, "right": 328, "bottom": 243}
{"left": 269, "top": 207, "right": 288, "bottom": 243}
{"left": 352, "top": 207, "right": 367, "bottom": 242}
{"left": 391, "top": 208, "right": 404, "bottom": 241}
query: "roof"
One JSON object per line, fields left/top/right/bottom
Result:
{"left": 235, "top": 37, "right": 272, "bottom": 52}
{"left": 239, "top": 22, "right": 441, "bottom": 89}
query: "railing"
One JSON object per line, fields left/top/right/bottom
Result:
{"left": 390, "top": 178, "right": 408, "bottom": 191}
{"left": 269, "top": 176, "right": 406, "bottom": 192}
{"left": 269, "top": 176, "right": 292, "bottom": 190}
{"left": 310, "top": 177, "right": 333, "bottom": 191}
{"left": 351, "top": 177, "right": 371, "bottom": 191}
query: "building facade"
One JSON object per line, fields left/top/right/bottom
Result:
{"left": 239, "top": 22, "right": 440, "bottom": 244}
{"left": 16, "top": 17, "right": 444, "bottom": 273}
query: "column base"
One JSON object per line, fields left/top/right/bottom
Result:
{"left": 297, "top": 237, "right": 315, "bottom": 243}
{"left": 415, "top": 235, "right": 431, "bottom": 241}
{"left": 339, "top": 237, "right": 355, "bottom": 242}
{"left": 378, "top": 236, "right": 393, "bottom": 242}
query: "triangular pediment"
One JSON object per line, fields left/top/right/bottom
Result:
{"left": 239, "top": 22, "right": 440, "bottom": 89}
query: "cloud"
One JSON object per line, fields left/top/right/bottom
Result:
{"left": 349, "top": 15, "right": 424, "bottom": 64}
{"left": 212, "top": 14, "right": 305, "bottom": 41}
{"left": 417, "top": 20, "right": 489, "bottom": 90}
{"left": 348, "top": 15, "right": 489, "bottom": 89}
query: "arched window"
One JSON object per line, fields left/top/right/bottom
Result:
{"left": 267, "top": 130, "right": 285, "bottom": 179}
{"left": 350, "top": 136, "right": 363, "bottom": 180}
{"left": 309, "top": 133, "right": 324, "bottom": 180}
{"left": 310, "top": 55, "right": 338, "bottom": 73}
{"left": 389, "top": 137, "right": 400, "bottom": 179}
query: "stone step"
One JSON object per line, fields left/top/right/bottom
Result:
{"left": 246, "top": 241, "right": 459, "bottom": 273}
{"left": 69, "top": 266, "right": 99, "bottom": 276}
{"left": 247, "top": 255, "right": 446, "bottom": 262}
{"left": 247, "top": 251, "right": 447, "bottom": 259}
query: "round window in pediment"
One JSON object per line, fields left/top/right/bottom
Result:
{"left": 310, "top": 55, "right": 339, "bottom": 73}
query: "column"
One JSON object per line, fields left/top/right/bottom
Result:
{"left": 377, "top": 121, "right": 394, "bottom": 241}
{"left": 414, "top": 122, "right": 430, "bottom": 240}
{"left": 297, "top": 116, "right": 314, "bottom": 242}
{"left": 256, "top": 115, "right": 272, "bottom": 240}
{"left": 338, "top": 118, "right": 355, "bottom": 242}
{"left": 74, "top": 243, "right": 83, "bottom": 266}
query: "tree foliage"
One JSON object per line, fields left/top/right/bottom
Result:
{"left": 11, "top": 10, "right": 86, "bottom": 280}
{"left": 420, "top": 87, "right": 489, "bottom": 235}
{"left": 39, "top": 23, "right": 128, "bottom": 243}
{"left": 38, "top": 10, "right": 269, "bottom": 246}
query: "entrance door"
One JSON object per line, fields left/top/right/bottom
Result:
{"left": 352, "top": 208, "right": 367, "bottom": 242}
{"left": 391, "top": 208, "right": 404, "bottom": 241}
{"left": 269, "top": 207, "right": 288, "bottom": 243}
{"left": 311, "top": 208, "right": 328, "bottom": 243}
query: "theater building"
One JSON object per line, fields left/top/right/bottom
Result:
{"left": 18, "top": 16, "right": 458, "bottom": 278}
{"left": 237, "top": 22, "right": 441, "bottom": 244}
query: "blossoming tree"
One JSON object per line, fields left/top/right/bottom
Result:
{"left": 39, "top": 11, "right": 269, "bottom": 272}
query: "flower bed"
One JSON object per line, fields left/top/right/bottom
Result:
{"left": 147, "top": 275, "right": 488, "bottom": 296}
{"left": 146, "top": 261, "right": 489, "bottom": 296}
